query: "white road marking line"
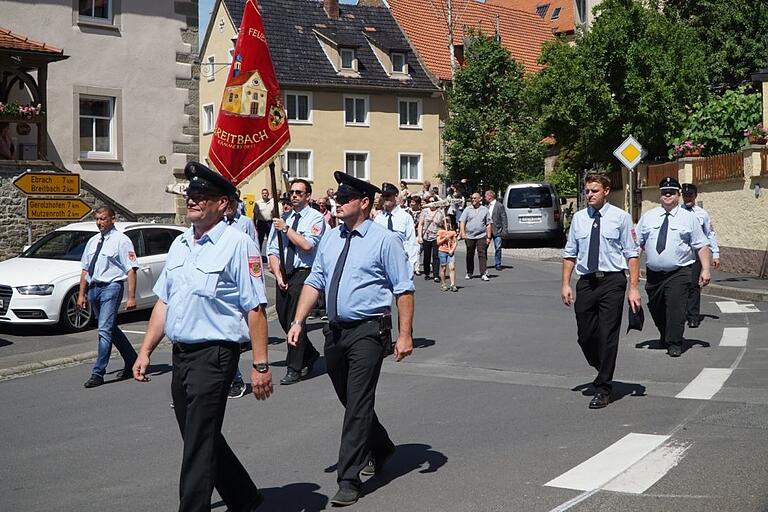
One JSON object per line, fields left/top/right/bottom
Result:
{"left": 122, "top": 330, "right": 146, "bottom": 335}
{"left": 545, "top": 433, "right": 669, "bottom": 492}
{"left": 719, "top": 327, "right": 748, "bottom": 347}
{"left": 716, "top": 301, "right": 760, "bottom": 313}
{"left": 603, "top": 441, "right": 692, "bottom": 493}
{"left": 675, "top": 368, "right": 733, "bottom": 400}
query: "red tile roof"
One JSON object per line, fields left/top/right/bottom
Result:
{"left": 0, "top": 27, "right": 64, "bottom": 54}
{"left": 487, "top": 0, "right": 576, "bottom": 35}
{"left": 388, "top": 0, "right": 555, "bottom": 82}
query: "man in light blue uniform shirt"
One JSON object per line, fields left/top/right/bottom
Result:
{"left": 637, "top": 177, "right": 711, "bottom": 358}
{"left": 133, "top": 162, "right": 273, "bottom": 512}
{"left": 562, "top": 174, "right": 641, "bottom": 409}
{"left": 375, "top": 182, "right": 419, "bottom": 272}
{"left": 681, "top": 183, "right": 720, "bottom": 328}
{"left": 267, "top": 178, "right": 325, "bottom": 385}
{"left": 225, "top": 194, "right": 257, "bottom": 241}
{"left": 287, "top": 171, "right": 414, "bottom": 507}
{"left": 78, "top": 206, "right": 139, "bottom": 388}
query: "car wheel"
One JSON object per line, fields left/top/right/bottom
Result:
{"left": 59, "top": 288, "right": 93, "bottom": 332}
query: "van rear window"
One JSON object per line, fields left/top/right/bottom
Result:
{"left": 506, "top": 187, "right": 553, "bottom": 209}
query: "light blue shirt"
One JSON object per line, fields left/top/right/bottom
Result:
{"left": 637, "top": 205, "right": 709, "bottom": 272}
{"left": 374, "top": 206, "right": 418, "bottom": 256}
{"left": 153, "top": 222, "right": 267, "bottom": 344}
{"left": 80, "top": 227, "right": 138, "bottom": 284}
{"left": 224, "top": 212, "right": 256, "bottom": 242}
{"left": 563, "top": 203, "right": 639, "bottom": 275}
{"left": 682, "top": 204, "right": 720, "bottom": 258}
{"left": 305, "top": 219, "right": 415, "bottom": 321}
{"left": 267, "top": 205, "right": 325, "bottom": 269}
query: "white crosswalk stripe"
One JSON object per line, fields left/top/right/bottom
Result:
{"left": 675, "top": 368, "right": 733, "bottom": 400}
{"left": 716, "top": 301, "right": 760, "bottom": 313}
{"left": 719, "top": 327, "right": 749, "bottom": 347}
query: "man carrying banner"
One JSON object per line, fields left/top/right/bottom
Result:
{"left": 267, "top": 178, "right": 325, "bottom": 384}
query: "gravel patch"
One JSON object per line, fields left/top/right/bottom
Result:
{"left": 501, "top": 247, "right": 563, "bottom": 262}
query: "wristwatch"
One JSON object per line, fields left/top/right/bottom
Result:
{"left": 281, "top": 224, "right": 289, "bottom": 233}
{"left": 289, "top": 320, "right": 304, "bottom": 327}
{"left": 252, "top": 362, "right": 269, "bottom": 373}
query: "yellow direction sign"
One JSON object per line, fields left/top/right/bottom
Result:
{"left": 613, "top": 135, "right": 644, "bottom": 170}
{"left": 13, "top": 172, "right": 81, "bottom": 196}
{"left": 26, "top": 198, "right": 92, "bottom": 221}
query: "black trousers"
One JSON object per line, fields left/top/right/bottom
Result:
{"left": 422, "top": 239, "right": 439, "bottom": 277}
{"left": 686, "top": 257, "right": 702, "bottom": 322}
{"left": 574, "top": 272, "right": 626, "bottom": 395}
{"left": 464, "top": 237, "right": 488, "bottom": 276}
{"left": 646, "top": 266, "right": 691, "bottom": 348}
{"left": 276, "top": 268, "right": 319, "bottom": 372}
{"left": 323, "top": 320, "right": 394, "bottom": 491}
{"left": 171, "top": 342, "right": 259, "bottom": 512}
{"left": 256, "top": 220, "right": 271, "bottom": 252}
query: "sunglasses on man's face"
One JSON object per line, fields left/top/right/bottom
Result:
{"left": 290, "top": 189, "right": 307, "bottom": 196}
{"left": 336, "top": 196, "right": 363, "bottom": 206}
{"left": 185, "top": 194, "right": 221, "bottom": 204}
{"left": 661, "top": 190, "right": 679, "bottom": 197}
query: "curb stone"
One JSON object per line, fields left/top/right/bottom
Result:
{"left": 0, "top": 305, "right": 278, "bottom": 381}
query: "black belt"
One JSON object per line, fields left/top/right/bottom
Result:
{"left": 286, "top": 267, "right": 311, "bottom": 278}
{"left": 88, "top": 280, "right": 117, "bottom": 287}
{"left": 646, "top": 266, "right": 686, "bottom": 277}
{"left": 581, "top": 271, "right": 624, "bottom": 280}
{"left": 329, "top": 315, "right": 389, "bottom": 331}
{"left": 173, "top": 340, "right": 240, "bottom": 352}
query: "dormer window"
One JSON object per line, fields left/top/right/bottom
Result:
{"left": 551, "top": 7, "right": 562, "bottom": 20}
{"left": 340, "top": 48, "right": 356, "bottom": 70}
{"left": 391, "top": 52, "right": 407, "bottom": 74}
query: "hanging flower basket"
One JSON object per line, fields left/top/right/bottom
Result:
{"left": 744, "top": 123, "right": 768, "bottom": 145}
{"left": 673, "top": 140, "right": 705, "bottom": 158}
{"left": 0, "top": 101, "right": 44, "bottom": 120}
{"left": 683, "top": 148, "right": 702, "bottom": 157}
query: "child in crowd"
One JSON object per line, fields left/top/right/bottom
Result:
{"left": 437, "top": 218, "right": 458, "bottom": 292}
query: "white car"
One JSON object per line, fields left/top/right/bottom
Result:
{"left": 0, "top": 221, "right": 185, "bottom": 332}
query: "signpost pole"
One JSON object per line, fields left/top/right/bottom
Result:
{"left": 628, "top": 167, "right": 634, "bottom": 221}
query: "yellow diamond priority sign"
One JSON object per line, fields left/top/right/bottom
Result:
{"left": 613, "top": 135, "right": 644, "bottom": 170}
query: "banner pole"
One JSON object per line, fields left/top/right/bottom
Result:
{"left": 269, "top": 161, "right": 287, "bottom": 283}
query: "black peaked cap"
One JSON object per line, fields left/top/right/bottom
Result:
{"left": 185, "top": 161, "right": 237, "bottom": 197}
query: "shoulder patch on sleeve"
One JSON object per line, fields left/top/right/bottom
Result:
{"left": 128, "top": 251, "right": 137, "bottom": 261}
{"left": 311, "top": 223, "right": 321, "bottom": 236}
{"left": 248, "top": 256, "right": 262, "bottom": 278}
{"left": 631, "top": 228, "right": 637, "bottom": 243}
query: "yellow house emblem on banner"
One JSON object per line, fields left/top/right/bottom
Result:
{"left": 222, "top": 70, "right": 268, "bottom": 118}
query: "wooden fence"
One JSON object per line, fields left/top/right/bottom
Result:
{"left": 693, "top": 152, "right": 743, "bottom": 183}
{"left": 646, "top": 161, "right": 677, "bottom": 186}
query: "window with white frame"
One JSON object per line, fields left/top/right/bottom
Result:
{"left": 206, "top": 55, "right": 215, "bottom": 81}
{"left": 398, "top": 98, "right": 421, "bottom": 128}
{"left": 391, "top": 52, "right": 407, "bottom": 74}
{"left": 344, "top": 95, "right": 369, "bottom": 126}
{"left": 345, "top": 152, "right": 368, "bottom": 180}
{"left": 202, "top": 104, "right": 215, "bottom": 134}
{"left": 79, "top": 0, "right": 112, "bottom": 22}
{"left": 287, "top": 150, "right": 312, "bottom": 180}
{"left": 399, "top": 154, "right": 421, "bottom": 182}
{"left": 340, "top": 48, "right": 356, "bottom": 70}
{"left": 286, "top": 92, "right": 312, "bottom": 123}
{"left": 79, "top": 95, "right": 115, "bottom": 158}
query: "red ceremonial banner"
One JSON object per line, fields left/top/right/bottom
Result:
{"left": 208, "top": 0, "right": 290, "bottom": 185}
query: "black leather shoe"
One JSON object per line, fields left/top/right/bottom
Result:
{"left": 115, "top": 367, "right": 133, "bottom": 381}
{"left": 588, "top": 393, "right": 610, "bottom": 409}
{"left": 330, "top": 487, "right": 360, "bottom": 507}
{"left": 687, "top": 318, "right": 700, "bottom": 328}
{"left": 300, "top": 351, "right": 320, "bottom": 379}
{"left": 280, "top": 369, "right": 301, "bottom": 385}
{"left": 668, "top": 345, "right": 682, "bottom": 357}
{"left": 495, "top": 265, "right": 503, "bottom": 271}
{"left": 360, "top": 444, "right": 395, "bottom": 477}
{"left": 84, "top": 375, "right": 104, "bottom": 388}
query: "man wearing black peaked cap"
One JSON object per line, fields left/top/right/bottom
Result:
{"left": 636, "top": 177, "right": 712, "bottom": 358}
{"left": 134, "top": 161, "right": 273, "bottom": 512}
{"left": 374, "top": 182, "right": 419, "bottom": 272}
{"left": 287, "top": 171, "right": 415, "bottom": 507}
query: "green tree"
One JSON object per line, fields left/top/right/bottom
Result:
{"left": 527, "top": 0, "right": 709, "bottom": 170}
{"left": 442, "top": 31, "right": 544, "bottom": 192}
{"left": 670, "top": 86, "right": 763, "bottom": 157}
{"left": 663, "top": 0, "right": 768, "bottom": 87}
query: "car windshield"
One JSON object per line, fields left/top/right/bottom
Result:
{"left": 507, "top": 187, "right": 553, "bottom": 209}
{"left": 20, "top": 230, "right": 94, "bottom": 261}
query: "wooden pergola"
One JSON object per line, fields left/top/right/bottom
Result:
{"left": 0, "top": 27, "right": 68, "bottom": 161}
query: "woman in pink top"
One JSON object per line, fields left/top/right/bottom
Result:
{"left": 437, "top": 218, "right": 458, "bottom": 292}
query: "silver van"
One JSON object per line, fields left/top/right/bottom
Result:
{"left": 501, "top": 182, "right": 566, "bottom": 246}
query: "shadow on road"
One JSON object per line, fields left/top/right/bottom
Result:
{"left": 362, "top": 443, "right": 448, "bottom": 496}
{"left": 413, "top": 337, "right": 435, "bottom": 349}
{"left": 572, "top": 381, "right": 647, "bottom": 403}
{"left": 635, "top": 339, "right": 711, "bottom": 353}
{"left": 211, "top": 482, "right": 329, "bottom": 512}
{"left": 0, "top": 338, "right": 13, "bottom": 348}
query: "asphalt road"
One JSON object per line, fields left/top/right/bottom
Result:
{"left": 1, "top": 254, "right": 767, "bottom": 511}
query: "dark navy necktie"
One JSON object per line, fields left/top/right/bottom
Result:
{"left": 327, "top": 230, "right": 354, "bottom": 322}
{"left": 284, "top": 212, "right": 301, "bottom": 274}
{"left": 587, "top": 211, "right": 600, "bottom": 273}
{"left": 387, "top": 213, "right": 394, "bottom": 231}
{"left": 656, "top": 212, "right": 670, "bottom": 253}
{"left": 87, "top": 236, "right": 105, "bottom": 277}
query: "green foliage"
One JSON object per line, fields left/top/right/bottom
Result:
{"left": 546, "top": 150, "right": 580, "bottom": 197}
{"left": 441, "top": 31, "right": 545, "bottom": 192}
{"left": 663, "top": 0, "right": 768, "bottom": 87}
{"left": 527, "top": 0, "right": 709, "bottom": 170}
{"left": 669, "top": 87, "right": 763, "bottom": 157}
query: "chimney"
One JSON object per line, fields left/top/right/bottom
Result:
{"left": 323, "top": 0, "right": 340, "bottom": 19}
